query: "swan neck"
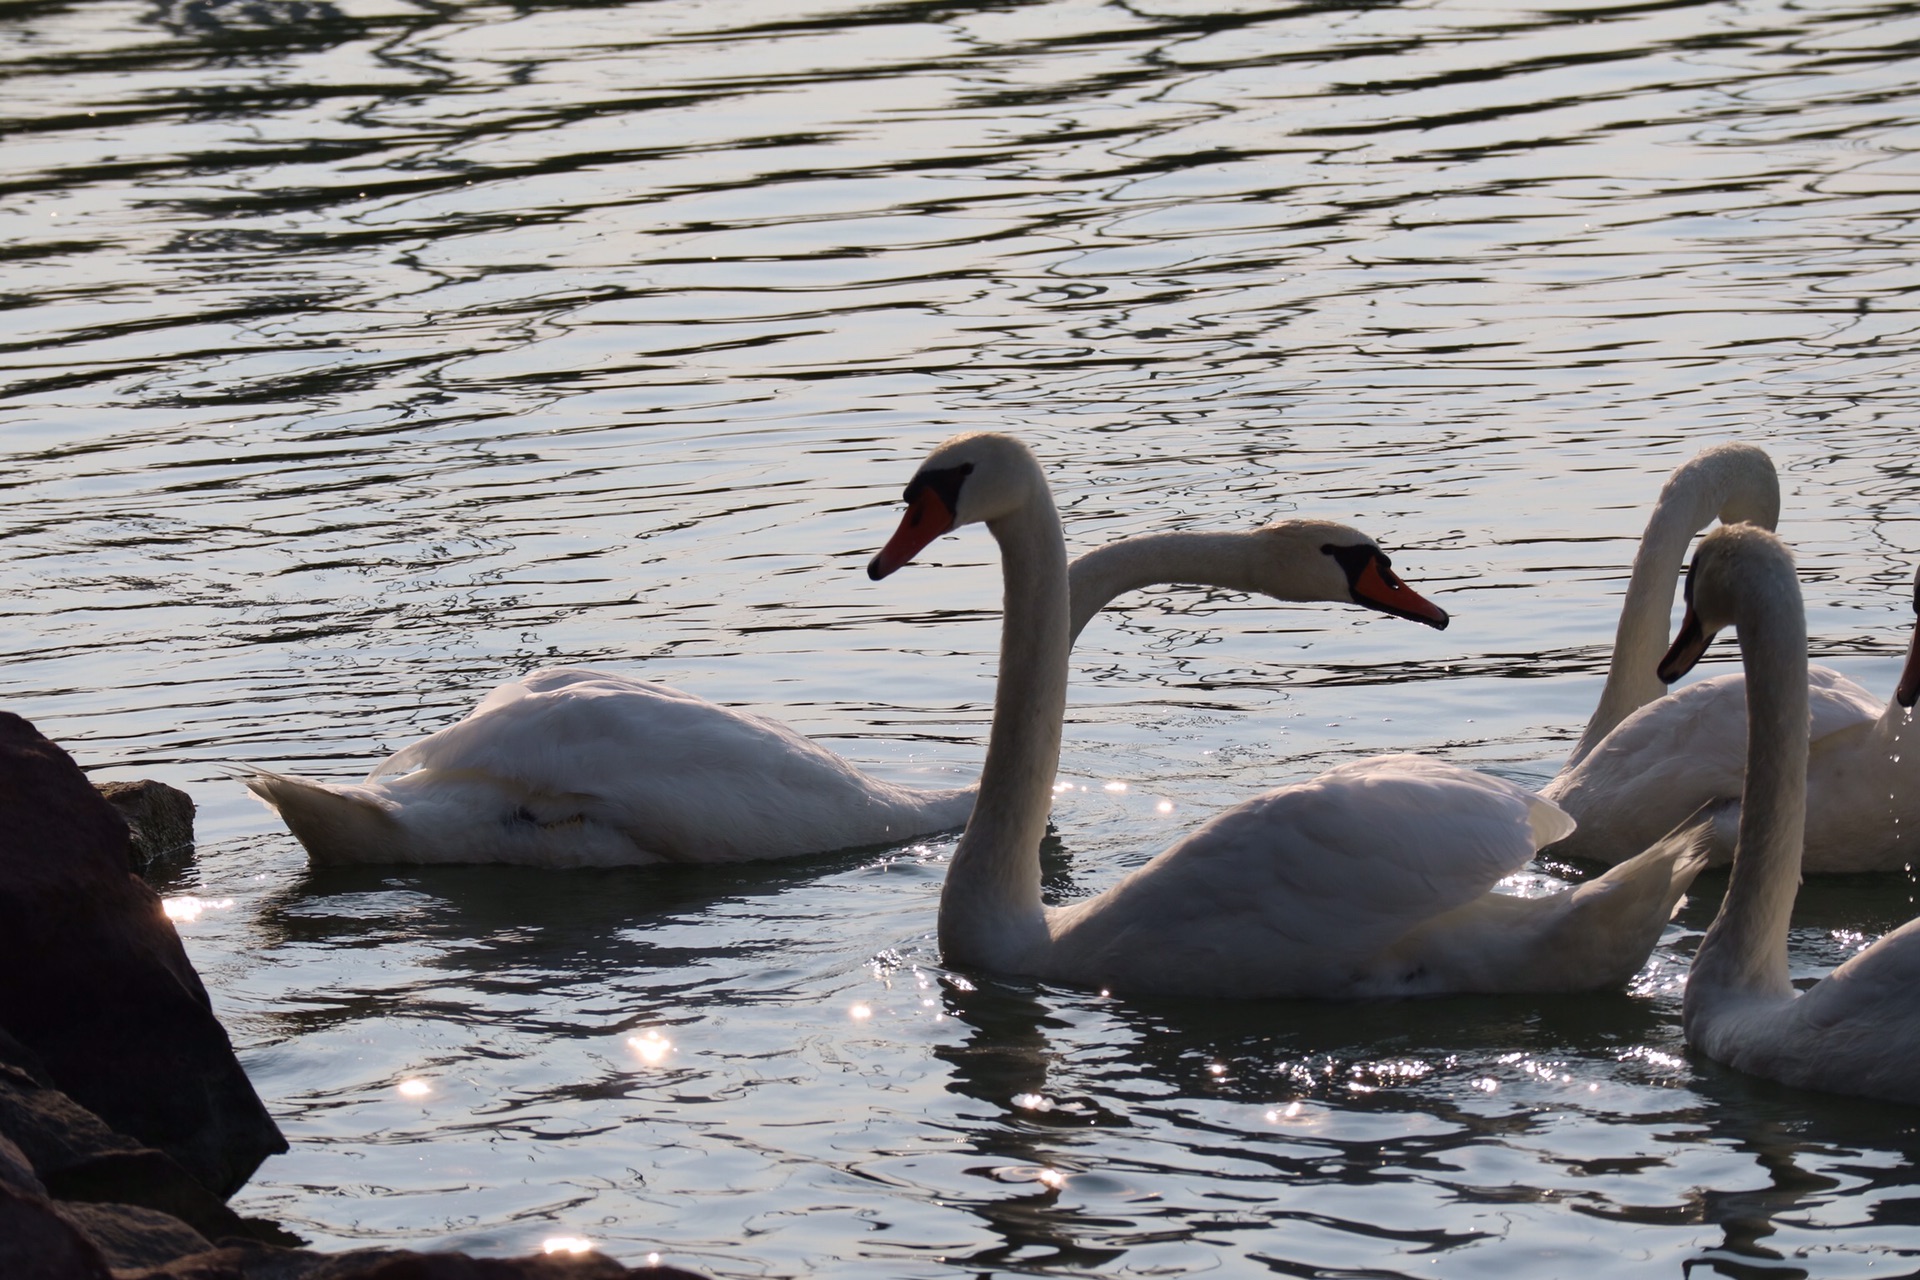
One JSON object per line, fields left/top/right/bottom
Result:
{"left": 939, "top": 490, "right": 1069, "bottom": 967}
{"left": 1068, "top": 532, "right": 1257, "bottom": 642}
{"left": 1569, "top": 450, "right": 1778, "bottom": 768}
{"left": 1692, "top": 581, "right": 1809, "bottom": 1004}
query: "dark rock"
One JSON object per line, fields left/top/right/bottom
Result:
{"left": 97, "top": 779, "right": 198, "bottom": 869}
{"left": 47, "top": 1146, "right": 299, "bottom": 1245}
{"left": 0, "top": 1055, "right": 295, "bottom": 1246}
{"left": 52, "top": 1198, "right": 212, "bottom": 1269}
{"left": 0, "top": 712, "right": 286, "bottom": 1198}
{"left": 127, "top": 1243, "right": 412, "bottom": 1280}
{"left": 0, "top": 1053, "right": 153, "bottom": 1172}
{"left": 0, "top": 1180, "right": 113, "bottom": 1280}
{"left": 0, "top": 1130, "right": 45, "bottom": 1195}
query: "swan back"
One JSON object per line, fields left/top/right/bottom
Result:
{"left": 1045, "top": 757, "right": 1570, "bottom": 998}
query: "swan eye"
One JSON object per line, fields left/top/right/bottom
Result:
{"left": 902, "top": 462, "right": 974, "bottom": 520}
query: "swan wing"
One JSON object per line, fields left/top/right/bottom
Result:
{"left": 1545, "top": 665, "right": 1882, "bottom": 865}
{"left": 1054, "top": 756, "right": 1568, "bottom": 996}
{"left": 1701, "top": 921, "right": 1920, "bottom": 1104}
{"left": 369, "top": 667, "right": 714, "bottom": 781}
{"left": 1805, "top": 664, "right": 1886, "bottom": 735}
{"left": 362, "top": 666, "right": 971, "bottom": 861}
{"left": 1801, "top": 919, "right": 1920, "bottom": 1034}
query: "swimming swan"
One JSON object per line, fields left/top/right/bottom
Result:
{"left": 1658, "top": 524, "right": 1920, "bottom": 1104}
{"left": 247, "top": 519, "right": 1445, "bottom": 867}
{"left": 1551, "top": 563, "right": 1919, "bottom": 871}
{"left": 1539, "top": 447, "right": 1917, "bottom": 872}
{"left": 1560, "top": 442, "right": 1784, "bottom": 772}
{"left": 868, "top": 432, "right": 1709, "bottom": 999}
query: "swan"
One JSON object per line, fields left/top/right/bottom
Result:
{"left": 1560, "top": 442, "right": 1784, "bottom": 772}
{"left": 1548, "top": 563, "right": 1919, "bottom": 871}
{"left": 1536, "top": 444, "right": 1912, "bottom": 870}
{"left": 1657, "top": 524, "right": 1920, "bottom": 1104}
{"left": 868, "top": 431, "right": 1710, "bottom": 999}
{"left": 247, "top": 519, "right": 1456, "bottom": 867}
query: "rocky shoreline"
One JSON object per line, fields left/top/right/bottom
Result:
{"left": 0, "top": 712, "right": 710, "bottom": 1280}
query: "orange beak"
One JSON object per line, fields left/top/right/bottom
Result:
{"left": 1352, "top": 557, "right": 1450, "bottom": 630}
{"left": 868, "top": 489, "right": 956, "bottom": 580}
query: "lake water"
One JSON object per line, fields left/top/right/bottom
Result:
{"left": 5, "top": 0, "right": 1920, "bottom": 1273}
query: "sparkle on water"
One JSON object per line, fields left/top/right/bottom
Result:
{"left": 6, "top": 0, "right": 1920, "bottom": 1274}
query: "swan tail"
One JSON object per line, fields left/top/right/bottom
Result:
{"left": 246, "top": 770, "right": 406, "bottom": 865}
{"left": 1561, "top": 804, "right": 1718, "bottom": 986}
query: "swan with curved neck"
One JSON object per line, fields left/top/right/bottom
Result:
{"left": 1658, "top": 524, "right": 1920, "bottom": 1104}
{"left": 871, "top": 432, "right": 1709, "bottom": 998}
{"left": 1540, "top": 446, "right": 1918, "bottom": 872}
{"left": 1546, "top": 575, "right": 1919, "bottom": 871}
{"left": 1563, "top": 442, "right": 1782, "bottom": 770}
{"left": 247, "top": 518, "right": 1441, "bottom": 867}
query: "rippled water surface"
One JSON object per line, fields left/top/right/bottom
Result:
{"left": 7, "top": 0, "right": 1920, "bottom": 1273}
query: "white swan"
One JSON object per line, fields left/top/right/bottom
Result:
{"left": 248, "top": 520, "right": 1450, "bottom": 867}
{"left": 1537, "top": 445, "right": 1915, "bottom": 871}
{"left": 868, "top": 432, "right": 1709, "bottom": 999}
{"left": 1658, "top": 524, "right": 1920, "bottom": 1104}
{"left": 1560, "top": 442, "right": 1784, "bottom": 772}
{"left": 1548, "top": 564, "right": 1919, "bottom": 871}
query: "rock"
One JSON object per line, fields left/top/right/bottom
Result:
{"left": 0, "top": 1130, "right": 45, "bottom": 1196}
{"left": 0, "top": 1181, "right": 113, "bottom": 1280}
{"left": 0, "top": 714, "right": 719, "bottom": 1280}
{"left": 51, "top": 1199, "right": 212, "bottom": 1269}
{"left": 97, "top": 779, "right": 198, "bottom": 869}
{"left": 0, "top": 1053, "right": 294, "bottom": 1246}
{"left": 0, "top": 712, "right": 286, "bottom": 1198}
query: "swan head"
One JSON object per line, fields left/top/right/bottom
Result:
{"left": 1657, "top": 524, "right": 1799, "bottom": 684}
{"left": 1665, "top": 442, "right": 1781, "bottom": 532}
{"left": 1245, "top": 520, "right": 1450, "bottom": 629}
{"left": 1898, "top": 564, "right": 1920, "bottom": 709}
{"left": 868, "top": 433, "right": 1047, "bottom": 580}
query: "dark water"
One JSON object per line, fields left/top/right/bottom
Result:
{"left": 5, "top": 0, "right": 1920, "bottom": 1273}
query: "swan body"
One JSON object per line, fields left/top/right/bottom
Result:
{"left": 251, "top": 668, "right": 976, "bottom": 868}
{"left": 870, "top": 432, "right": 1708, "bottom": 999}
{"left": 250, "top": 523, "right": 1419, "bottom": 867}
{"left": 1546, "top": 566, "right": 1920, "bottom": 871}
{"left": 1661, "top": 524, "right": 1920, "bottom": 1104}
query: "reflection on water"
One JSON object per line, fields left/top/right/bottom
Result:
{"left": 6, "top": 0, "right": 1920, "bottom": 1273}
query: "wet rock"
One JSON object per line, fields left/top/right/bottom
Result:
{"left": 97, "top": 778, "right": 198, "bottom": 869}
{"left": 0, "top": 715, "right": 717, "bottom": 1280}
{"left": 0, "top": 1130, "right": 45, "bottom": 1196}
{"left": 52, "top": 1199, "right": 213, "bottom": 1269}
{"left": 0, "top": 1181, "right": 113, "bottom": 1280}
{"left": 0, "top": 711, "right": 286, "bottom": 1197}
{"left": 0, "top": 1052, "right": 293, "bottom": 1246}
